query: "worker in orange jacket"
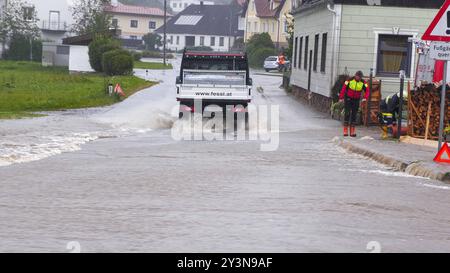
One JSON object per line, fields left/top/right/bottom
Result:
{"left": 339, "top": 71, "right": 370, "bottom": 137}
{"left": 277, "top": 53, "right": 286, "bottom": 72}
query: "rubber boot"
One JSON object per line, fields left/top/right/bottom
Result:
{"left": 350, "top": 126, "right": 357, "bottom": 138}
{"left": 381, "top": 126, "right": 388, "bottom": 139}
{"left": 343, "top": 126, "right": 349, "bottom": 137}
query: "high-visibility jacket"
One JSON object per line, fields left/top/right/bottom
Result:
{"left": 339, "top": 78, "right": 370, "bottom": 100}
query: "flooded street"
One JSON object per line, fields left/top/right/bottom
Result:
{"left": 1, "top": 58, "right": 450, "bottom": 253}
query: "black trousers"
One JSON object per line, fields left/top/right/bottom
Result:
{"left": 344, "top": 98, "right": 360, "bottom": 126}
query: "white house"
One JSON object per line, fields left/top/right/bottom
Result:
{"left": 24, "top": 0, "right": 74, "bottom": 43}
{"left": 290, "top": 0, "right": 444, "bottom": 110}
{"left": 155, "top": 3, "right": 244, "bottom": 52}
{"left": 169, "top": 0, "right": 213, "bottom": 14}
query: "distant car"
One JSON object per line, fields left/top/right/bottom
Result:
{"left": 263, "top": 56, "right": 291, "bottom": 72}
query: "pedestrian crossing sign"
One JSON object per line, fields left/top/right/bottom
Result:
{"left": 434, "top": 142, "right": 450, "bottom": 164}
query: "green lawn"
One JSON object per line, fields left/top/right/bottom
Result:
{"left": 0, "top": 61, "right": 156, "bottom": 119}
{"left": 134, "top": 61, "right": 173, "bottom": 70}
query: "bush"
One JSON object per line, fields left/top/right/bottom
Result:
{"left": 3, "top": 34, "right": 42, "bottom": 62}
{"left": 142, "top": 50, "right": 174, "bottom": 59}
{"left": 88, "top": 36, "right": 121, "bottom": 72}
{"left": 246, "top": 33, "right": 275, "bottom": 54}
{"left": 248, "top": 47, "right": 276, "bottom": 68}
{"left": 130, "top": 51, "right": 142, "bottom": 61}
{"left": 102, "top": 49, "right": 134, "bottom": 76}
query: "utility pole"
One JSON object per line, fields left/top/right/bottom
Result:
{"left": 163, "top": 0, "right": 167, "bottom": 66}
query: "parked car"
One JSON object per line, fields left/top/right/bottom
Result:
{"left": 263, "top": 56, "right": 291, "bottom": 72}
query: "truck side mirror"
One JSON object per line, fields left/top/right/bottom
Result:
{"left": 248, "top": 78, "right": 253, "bottom": 86}
{"left": 176, "top": 76, "right": 181, "bottom": 85}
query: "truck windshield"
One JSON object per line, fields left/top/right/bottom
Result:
{"left": 183, "top": 70, "right": 246, "bottom": 86}
{"left": 182, "top": 59, "right": 248, "bottom": 71}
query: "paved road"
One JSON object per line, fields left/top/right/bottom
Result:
{"left": 1, "top": 59, "right": 450, "bottom": 252}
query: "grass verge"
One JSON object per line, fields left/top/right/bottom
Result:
{"left": 134, "top": 61, "right": 173, "bottom": 70}
{"left": 0, "top": 61, "right": 156, "bottom": 119}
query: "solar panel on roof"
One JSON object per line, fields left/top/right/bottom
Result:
{"left": 174, "top": 15, "right": 203, "bottom": 25}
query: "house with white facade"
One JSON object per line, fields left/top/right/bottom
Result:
{"left": 155, "top": 2, "right": 244, "bottom": 52}
{"left": 105, "top": 0, "right": 170, "bottom": 48}
{"left": 24, "top": 0, "right": 74, "bottom": 43}
{"left": 290, "top": 0, "right": 444, "bottom": 110}
{"left": 169, "top": 0, "right": 213, "bottom": 14}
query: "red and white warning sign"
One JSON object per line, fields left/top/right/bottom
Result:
{"left": 434, "top": 143, "right": 450, "bottom": 164}
{"left": 423, "top": 0, "right": 450, "bottom": 42}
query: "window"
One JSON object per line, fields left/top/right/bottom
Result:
{"left": 112, "top": 18, "right": 118, "bottom": 28}
{"left": 210, "top": 36, "right": 215, "bottom": 46}
{"left": 149, "top": 21, "right": 156, "bottom": 29}
{"left": 130, "top": 20, "right": 138, "bottom": 28}
{"left": 293, "top": 37, "right": 298, "bottom": 68}
{"left": 23, "top": 6, "right": 35, "bottom": 21}
{"left": 284, "top": 20, "right": 289, "bottom": 33}
{"left": 173, "top": 3, "right": 177, "bottom": 8}
{"left": 170, "top": 35, "right": 173, "bottom": 44}
{"left": 247, "top": 22, "right": 251, "bottom": 32}
{"left": 56, "top": 46, "right": 69, "bottom": 55}
{"left": 304, "top": 36, "right": 309, "bottom": 70}
{"left": 219, "top": 37, "right": 224, "bottom": 47}
{"left": 272, "top": 22, "right": 275, "bottom": 33}
{"left": 313, "top": 34, "right": 319, "bottom": 72}
{"left": 320, "top": 33, "right": 327, "bottom": 73}
{"left": 200, "top": 36, "right": 205, "bottom": 46}
{"left": 377, "top": 34, "right": 412, "bottom": 77}
{"left": 254, "top": 22, "right": 258, "bottom": 33}
{"left": 176, "top": 36, "right": 180, "bottom": 45}
{"left": 298, "top": 37, "right": 303, "bottom": 69}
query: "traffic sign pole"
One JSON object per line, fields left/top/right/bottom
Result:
{"left": 439, "top": 61, "right": 448, "bottom": 151}
{"left": 422, "top": 0, "right": 450, "bottom": 152}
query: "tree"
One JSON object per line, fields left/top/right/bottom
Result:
{"left": 71, "top": 0, "right": 112, "bottom": 35}
{"left": 245, "top": 33, "right": 275, "bottom": 54}
{"left": 284, "top": 13, "right": 295, "bottom": 59}
{"left": 142, "top": 32, "right": 162, "bottom": 51}
{"left": 0, "top": 0, "right": 40, "bottom": 54}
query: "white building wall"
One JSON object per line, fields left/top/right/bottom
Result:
{"left": 291, "top": 5, "right": 337, "bottom": 98}
{"left": 25, "top": 0, "right": 74, "bottom": 43}
{"left": 169, "top": 0, "right": 214, "bottom": 13}
{"left": 69, "top": 45, "right": 94, "bottom": 73}
{"left": 165, "top": 33, "right": 233, "bottom": 52}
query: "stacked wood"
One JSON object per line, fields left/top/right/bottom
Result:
{"left": 408, "top": 84, "right": 450, "bottom": 140}
{"left": 361, "top": 79, "right": 382, "bottom": 126}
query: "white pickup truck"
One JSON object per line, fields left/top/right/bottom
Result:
{"left": 176, "top": 51, "right": 253, "bottom": 118}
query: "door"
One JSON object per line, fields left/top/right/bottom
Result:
{"left": 49, "top": 11, "right": 60, "bottom": 30}
{"left": 185, "top": 36, "right": 195, "bottom": 47}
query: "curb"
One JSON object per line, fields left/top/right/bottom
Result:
{"left": 334, "top": 138, "right": 450, "bottom": 183}
{"left": 253, "top": 72, "right": 283, "bottom": 77}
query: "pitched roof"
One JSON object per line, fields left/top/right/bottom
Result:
{"left": 155, "top": 4, "right": 244, "bottom": 37}
{"left": 104, "top": 2, "right": 170, "bottom": 17}
{"left": 243, "top": 0, "right": 288, "bottom": 18}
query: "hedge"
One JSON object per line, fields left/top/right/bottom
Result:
{"left": 102, "top": 49, "right": 134, "bottom": 76}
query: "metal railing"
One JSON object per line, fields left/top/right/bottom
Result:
{"left": 41, "top": 20, "right": 68, "bottom": 31}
